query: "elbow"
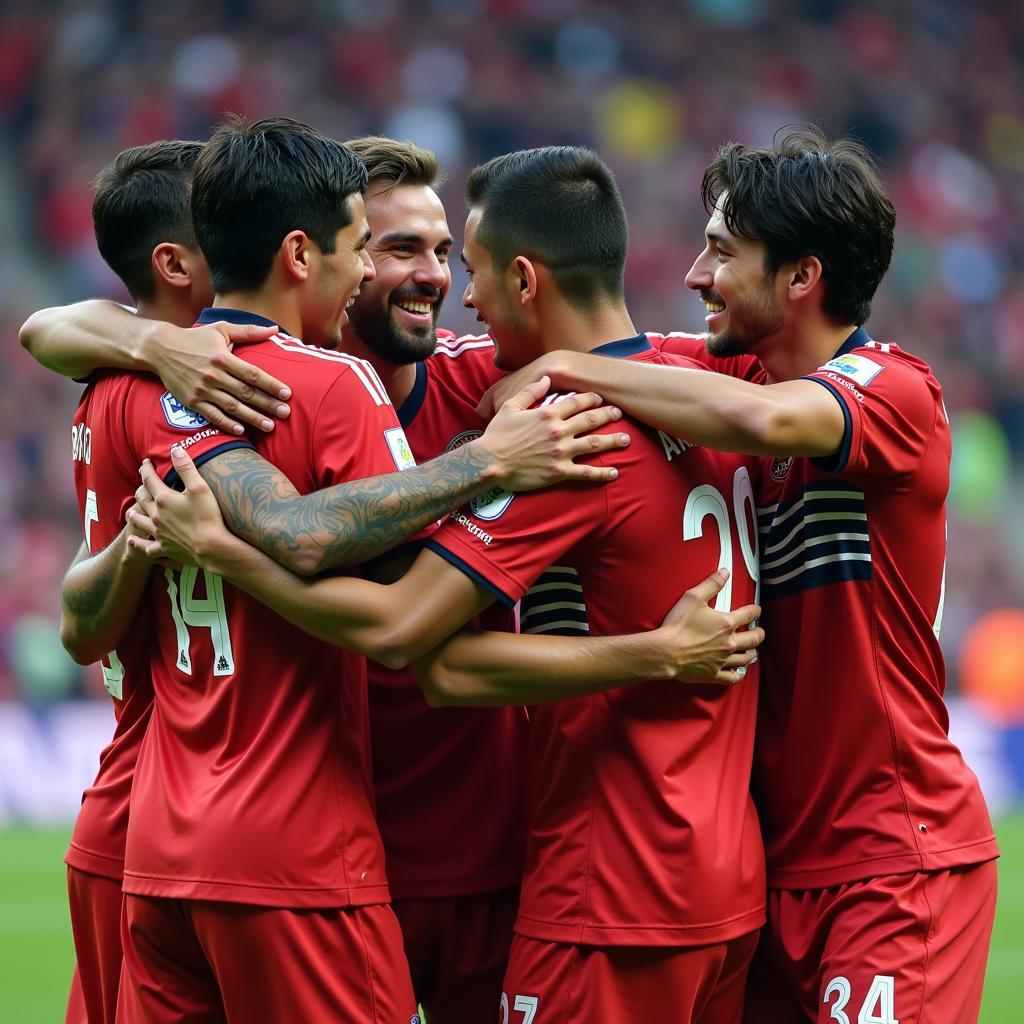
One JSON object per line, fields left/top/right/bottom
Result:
{"left": 414, "top": 662, "right": 461, "bottom": 707}
{"left": 19, "top": 310, "right": 47, "bottom": 358}
{"left": 281, "top": 546, "right": 326, "bottom": 578}
{"left": 60, "top": 619, "right": 99, "bottom": 666}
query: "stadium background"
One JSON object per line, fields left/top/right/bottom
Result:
{"left": 1, "top": 0, "right": 1022, "bottom": 1018}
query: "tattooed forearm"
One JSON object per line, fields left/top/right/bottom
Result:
{"left": 198, "top": 446, "right": 496, "bottom": 575}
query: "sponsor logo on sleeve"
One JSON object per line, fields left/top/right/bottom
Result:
{"left": 384, "top": 427, "right": 417, "bottom": 471}
{"left": 469, "top": 486, "right": 514, "bottom": 521}
{"left": 160, "top": 392, "right": 209, "bottom": 430}
{"left": 817, "top": 354, "right": 884, "bottom": 387}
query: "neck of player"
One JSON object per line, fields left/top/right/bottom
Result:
{"left": 541, "top": 299, "right": 639, "bottom": 356}
{"left": 757, "top": 312, "right": 862, "bottom": 384}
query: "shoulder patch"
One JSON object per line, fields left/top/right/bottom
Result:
{"left": 469, "top": 486, "right": 515, "bottom": 521}
{"left": 384, "top": 427, "right": 417, "bottom": 471}
{"left": 817, "top": 353, "right": 885, "bottom": 387}
{"left": 160, "top": 391, "right": 209, "bottom": 430}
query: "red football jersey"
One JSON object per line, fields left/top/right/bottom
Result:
{"left": 427, "top": 335, "right": 765, "bottom": 947}
{"left": 66, "top": 371, "right": 162, "bottom": 880}
{"left": 122, "top": 308, "right": 418, "bottom": 908}
{"left": 369, "top": 330, "right": 528, "bottom": 899}
{"left": 749, "top": 328, "right": 997, "bottom": 887}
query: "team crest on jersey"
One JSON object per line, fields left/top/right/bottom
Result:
{"left": 160, "top": 391, "right": 209, "bottom": 430}
{"left": 818, "top": 353, "right": 884, "bottom": 387}
{"left": 770, "top": 456, "right": 794, "bottom": 481}
{"left": 384, "top": 427, "right": 417, "bottom": 471}
{"left": 445, "top": 428, "right": 483, "bottom": 451}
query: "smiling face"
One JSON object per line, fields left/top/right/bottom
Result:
{"left": 303, "top": 192, "right": 375, "bottom": 349}
{"left": 460, "top": 207, "right": 534, "bottom": 370}
{"left": 346, "top": 183, "right": 453, "bottom": 365}
{"left": 684, "top": 193, "right": 786, "bottom": 358}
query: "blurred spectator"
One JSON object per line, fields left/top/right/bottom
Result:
{"left": 3, "top": 0, "right": 1023, "bottom": 700}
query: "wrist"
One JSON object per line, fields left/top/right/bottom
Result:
{"left": 134, "top": 320, "right": 170, "bottom": 374}
{"left": 202, "top": 531, "right": 256, "bottom": 580}
{"left": 459, "top": 438, "right": 505, "bottom": 488}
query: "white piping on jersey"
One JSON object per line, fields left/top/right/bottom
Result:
{"left": 270, "top": 334, "right": 391, "bottom": 406}
{"left": 761, "top": 531, "right": 870, "bottom": 572}
{"left": 520, "top": 579, "right": 584, "bottom": 595}
{"left": 523, "top": 620, "right": 591, "bottom": 635}
{"left": 521, "top": 600, "right": 588, "bottom": 620}
{"left": 757, "top": 489, "right": 866, "bottom": 534}
{"left": 865, "top": 340, "right": 891, "bottom": 353}
{"left": 433, "top": 335, "right": 495, "bottom": 358}
{"left": 763, "top": 514, "right": 868, "bottom": 557}
{"left": 762, "top": 551, "right": 872, "bottom": 587}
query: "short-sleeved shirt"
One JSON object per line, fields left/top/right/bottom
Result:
{"left": 122, "top": 307, "right": 418, "bottom": 908}
{"left": 66, "top": 372, "right": 161, "bottom": 880}
{"left": 655, "top": 328, "right": 998, "bottom": 887}
{"left": 369, "top": 330, "right": 528, "bottom": 899}
{"left": 426, "top": 334, "right": 765, "bottom": 947}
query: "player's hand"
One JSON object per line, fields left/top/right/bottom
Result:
{"left": 126, "top": 447, "right": 232, "bottom": 569}
{"left": 142, "top": 320, "right": 291, "bottom": 436}
{"left": 477, "top": 352, "right": 573, "bottom": 418}
{"left": 122, "top": 502, "right": 181, "bottom": 571}
{"left": 655, "top": 570, "right": 764, "bottom": 685}
{"left": 476, "top": 376, "right": 629, "bottom": 490}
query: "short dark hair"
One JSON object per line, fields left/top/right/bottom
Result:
{"left": 92, "top": 140, "right": 203, "bottom": 302}
{"left": 701, "top": 125, "right": 895, "bottom": 326}
{"left": 465, "top": 146, "right": 628, "bottom": 312}
{"left": 192, "top": 115, "right": 369, "bottom": 294}
{"left": 345, "top": 136, "right": 443, "bottom": 192}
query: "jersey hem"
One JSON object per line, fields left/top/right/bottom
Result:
{"left": 766, "top": 836, "right": 1000, "bottom": 889}
{"left": 513, "top": 904, "right": 765, "bottom": 946}
{"left": 65, "top": 843, "right": 125, "bottom": 881}
{"left": 122, "top": 872, "right": 391, "bottom": 909}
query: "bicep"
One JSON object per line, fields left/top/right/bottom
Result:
{"left": 761, "top": 378, "right": 847, "bottom": 457}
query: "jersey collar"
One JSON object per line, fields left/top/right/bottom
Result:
{"left": 195, "top": 307, "right": 281, "bottom": 331}
{"left": 833, "top": 325, "right": 872, "bottom": 359}
{"left": 398, "top": 361, "right": 429, "bottom": 428}
{"left": 590, "top": 333, "right": 653, "bottom": 359}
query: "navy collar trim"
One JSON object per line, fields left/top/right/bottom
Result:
{"left": 590, "top": 333, "right": 653, "bottom": 359}
{"left": 834, "top": 326, "right": 872, "bottom": 359}
{"left": 196, "top": 307, "right": 281, "bottom": 330}
{"left": 398, "top": 361, "right": 428, "bottom": 429}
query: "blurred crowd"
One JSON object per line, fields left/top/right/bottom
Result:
{"left": 2, "top": 0, "right": 1023, "bottom": 707}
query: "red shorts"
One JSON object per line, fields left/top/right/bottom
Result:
{"left": 65, "top": 866, "right": 123, "bottom": 1024}
{"left": 502, "top": 931, "right": 758, "bottom": 1024}
{"left": 743, "top": 861, "right": 998, "bottom": 1024}
{"left": 119, "top": 895, "right": 418, "bottom": 1024}
{"left": 393, "top": 886, "right": 518, "bottom": 1024}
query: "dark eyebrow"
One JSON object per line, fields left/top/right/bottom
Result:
{"left": 377, "top": 231, "right": 455, "bottom": 249}
{"left": 706, "top": 230, "right": 730, "bottom": 246}
{"left": 359, "top": 228, "right": 372, "bottom": 246}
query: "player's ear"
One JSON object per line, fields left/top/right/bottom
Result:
{"left": 512, "top": 255, "right": 539, "bottom": 307}
{"left": 280, "top": 230, "right": 312, "bottom": 283}
{"left": 787, "top": 255, "right": 823, "bottom": 303}
{"left": 151, "top": 242, "right": 193, "bottom": 292}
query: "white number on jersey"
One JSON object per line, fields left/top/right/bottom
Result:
{"left": 824, "top": 974, "right": 899, "bottom": 1024}
{"left": 682, "top": 466, "right": 761, "bottom": 612}
{"left": 500, "top": 992, "right": 539, "bottom": 1024}
{"left": 164, "top": 566, "right": 235, "bottom": 677}
{"left": 82, "top": 488, "right": 125, "bottom": 700}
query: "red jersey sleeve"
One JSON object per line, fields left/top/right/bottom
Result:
{"left": 311, "top": 365, "right": 416, "bottom": 484}
{"left": 126, "top": 377, "right": 255, "bottom": 484}
{"left": 425, "top": 475, "right": 607, "bottom": 607}
{"left": 804, "top": 345, "right": 944, "bottom": 481}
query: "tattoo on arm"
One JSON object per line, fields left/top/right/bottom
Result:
{"left": 198, "top": 446, "right": 494, "bottom": 573}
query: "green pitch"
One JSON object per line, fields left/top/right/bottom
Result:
{"left": 1, "top": 818, "right": 1022, "bottom": 1022}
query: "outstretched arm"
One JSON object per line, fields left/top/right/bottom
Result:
{"left": 412, "top": 570, "right": 763, "bottom": 706}
{"left": 19, "top": 300, "right": 289, "bottom": 435}
{"left": 480, "top": 350, "right": 846, "bottom": 458}
{"left": 60, "top": 518, "right": 154, "bottom": 665}
{"left": 129, "top": 449, "right": 763, "bottom": 698}
{"left": 185, "top": 380, "right": 629, "bottom": 575}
